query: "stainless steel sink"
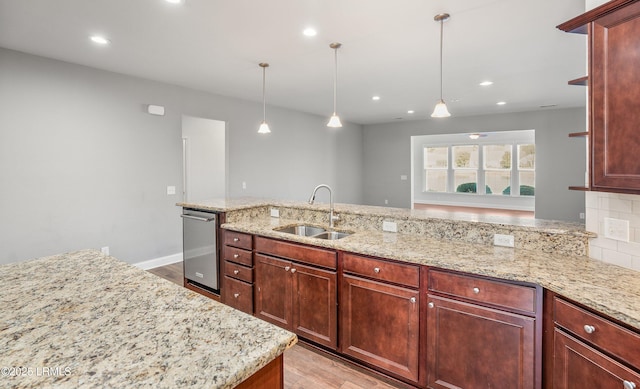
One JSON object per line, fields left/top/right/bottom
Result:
{"left": 273, "top": 224, "right": 352, "bottom": 240}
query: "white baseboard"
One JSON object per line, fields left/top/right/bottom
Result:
{"left": 135, "top": 252, "right": 183, "bottom": 270}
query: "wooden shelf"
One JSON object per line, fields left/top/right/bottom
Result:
{"left": 568, "top": 186, "right": 590, "bottom": 191}
{"left": 557, "top": 0, "right": 638, "bottom": 34}
{"left": 568, "top": 76, "right": 588, "bottom": 86}
{"left": 569, "top": 132, "right": 589, "bottom": 137}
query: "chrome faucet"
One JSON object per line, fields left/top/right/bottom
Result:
{"left": 308, "top": 184, "right": 339, "bottom": 228}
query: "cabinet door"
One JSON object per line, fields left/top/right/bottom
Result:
{"left": 341, "top": 274, "right": 420, "bottom": 383}
{"left": 591, "top": 5, "right": 640, "bottom": 192}
{"left": 426, "top": 294, "right": 536, "bottom": 389}
{"left": 553, "top": 329, "right": 640, "bottom": 389}
{"left": 255, "top": 254, "right": 292, "bottom": 328}
{"left": 291, "top": 262, "right": 337, "bottom": 349}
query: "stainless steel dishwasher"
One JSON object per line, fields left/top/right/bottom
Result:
{"left": 181, "top": 209, "right": 219, "bottom": 293}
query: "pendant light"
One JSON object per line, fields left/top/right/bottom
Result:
{"left": 327, "top": 42, "right": 343, "bottom": 128}
{"left": 258, "top": 62, "right": 271, "bottom": 134}
{"left": 431, "top": 13, "right": 451, "bottom": 118}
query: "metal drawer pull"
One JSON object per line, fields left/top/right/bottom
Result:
{"left": 233, "top": 237, "right": 239, "bottom": 242}
{"left": 428, "top": 302, "right": 434, "bottom": 308}
{"left": 233, "top": 269, "right": 239, "bottom": 275}
{"left": 584, "top": 325, "right": 596, "bottom": 334}
{"left": 410, "top": 297, "right": 416, "bottom": 303}
{"left": 291, "top": 268, "right": 297, "bottom": 274}
{"left": 233, "top": 254, "right": 239, "bottom": 258}
{"left": 233, "top": 293, "right": 240, "bottom": 299}
{"left": 373, "top": 267, "right": 380, "bottom": 273}
{"left": 624, "top": 381, "right": 636, "bottom": 389}
{"left": 284, "top": 266, "right": 291, "bottom": 272}
{"left": 473, "top": 287, "right": 480, "bottom": 294}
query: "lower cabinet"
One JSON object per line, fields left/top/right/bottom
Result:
{"left": 254, "top": 237, "right": 338, "bottom": 350}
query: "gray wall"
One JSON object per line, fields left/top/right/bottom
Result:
{"left": 362, "top": 108, "right": 586, "bottom": 222}
{"left": 0, "top": 48, "right": 363, "bottom": 264}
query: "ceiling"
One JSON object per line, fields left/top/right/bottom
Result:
{"left": 0, "top": 0, "right": 587, "bottom": 125}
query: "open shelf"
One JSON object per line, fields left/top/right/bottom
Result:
{"left": 568, "top": 76, "right": 588, "bottom": 86}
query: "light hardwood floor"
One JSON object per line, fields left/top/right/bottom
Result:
{"left": 147, "top": 262, "right": 404, "bottom": 389}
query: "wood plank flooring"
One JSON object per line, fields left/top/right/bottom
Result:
{"left": 147, "top": 262, "right": 404, "bottom": 389}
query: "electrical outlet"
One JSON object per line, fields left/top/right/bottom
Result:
{"left": 400, "top": 175, "right": 407, "bottom": 180}
{"left": 101, "top": 246, "right": 109, "bottom": 255}
{"left": 242, "top": 181, "right": 247, "bottom": 190}
{"left": 579, "top": 212, "right": 585, "bottom": 220}
{"left": 382, "top": 221, "right": 398, "bottom": 233}
{"left": 167, "top": 185, "right": 176, "bottom": 195}
{"left": 604, "top": 217, "right": 629, "bottom": 242}
{"left": 384, "top": 199, "right": 389, "bottom": 205}
{"left": 494, "top": 234, "right": 515, "bottom": 248}
{"left": 270, "top": 208, "right": 280, "bottom": 218}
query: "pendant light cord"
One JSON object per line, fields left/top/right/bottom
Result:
{"left": 333, "top": 46, "right": 338, "bottom": 114}
{"left": 262, "top": 66, "right": 266, "bottom": 122}
{"left": 439, "top": 18, "right": 444, "bottom": 101}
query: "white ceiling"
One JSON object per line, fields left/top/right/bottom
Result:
{"left": 0, "top": 0, "right": 587, "bottom": 125}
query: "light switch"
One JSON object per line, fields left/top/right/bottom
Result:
{"left": 167, "top": 186, "right": 176, "bottom": 195}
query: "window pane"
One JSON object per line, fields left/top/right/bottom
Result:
{"left": 519, "top": 171, "right": 535, "bottom": 196}
{"left": 453, "top": 145, "right": 478, "bottom": 168}
{"left": 425, "top": 170, "right": 447, "bottom": 192}
{"left": 454, "top": 172, "right": 478, "bottom": 193}
{"left": 485, "top": 171, "right": 511, "bottom": 195}
{"left": 484, "top": 145, "right": 512, "bottom": 169}
{"left": 518, "top": 144, "right": 535, "bottom": 169}
{"left": 424, "top": 147, "right": 448, "bottom": 169}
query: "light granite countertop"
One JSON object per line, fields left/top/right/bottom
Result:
{"left": 0, "top": 250, "right": 297, "bottom": 389}
{"left": 221, "top": 216, "right": 640, "bottom": 332}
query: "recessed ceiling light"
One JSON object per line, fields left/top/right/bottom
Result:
{"left": 165, "top": 0, "right": 183, "bottom": 4}
{"left": 90, "top": 35, "right": 110, "bottom": 45}
{"left": 372, "top": 96, "right": 381, "bottom": 101}
{"left": 407, "top": 110, "right": 415, "bottom": 114}
{"left": 496, "top": 101, "right": 507, "bottom": 105}
{"left": 303, "top": 28, "right": 317, "bottom": 37}
{"left": 479, "top": 81, "right": 493, "bottom": 86}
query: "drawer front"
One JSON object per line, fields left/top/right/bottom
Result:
{"left": 255, "top": 236, "right": 337, "bottom": 270}
{"left": 222, "top": 276, "right": 253, "bottom": 315}
{"left": 554, "top": 297, "right": 640, "bottom": 368}
{"left": 222, "top": 245, "right": 253, "bottom": 266}
{"left": 223, "top": 230, "right": 252, "bottom": 250}
{"left": 342, "top": 253, "right": 420, "bottom": 288}
{"left": 224, "top": 260, "right": 253, "bottom": 283}
{"left": 428, "top": 270, "right": 536, "bottom": 314}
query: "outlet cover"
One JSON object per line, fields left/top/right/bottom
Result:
{"left": 167, "top": 186, "right": 176, "bottom": 195}
{"left": 270, "top": 208, "right": 280, "bottom": 218}
{"left": 101, "top": 246, "right": 109, "bottom": 255}
{"left": 494, "top": 234, "right": 515, "bottom": 248}
{"left": 382, "top": 221, "right": 398, "bottom": 233}
{"left": 604, "top": 217, "right": 629, "bottom": 242}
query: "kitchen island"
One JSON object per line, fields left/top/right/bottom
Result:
{"left": 0, "top": 249, "right": 297, "bottom": 388}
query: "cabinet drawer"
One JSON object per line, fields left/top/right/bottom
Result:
{"left": 222, "top": 245, "right": 253, "bottom": 266}
{"left": 222, "top": 276, "right": 253, "bottom": 315}
{"left": 223, "top": 230, "right": 252, "bottom": 250}
{"left": 554, "top": 297, "right": 640, "bottom": 368}
{"left": 428, "top": 270, "right": 536, "bottom": 314}
{"left": 224, "top": 260, "right": 253, "bottom": 283}
{"left": 342, "top": 253, "right": 419, "bottom": 288}
{"left": 255, "top": 236, "right": 337, "bottom": 270}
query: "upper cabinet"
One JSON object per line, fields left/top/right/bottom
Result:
{"left": 559, "top": 0, "right": 640, "bottom": 194}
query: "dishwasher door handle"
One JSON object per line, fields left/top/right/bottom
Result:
{"left": 180, "top": 214, "right": 216, "bottom": 222}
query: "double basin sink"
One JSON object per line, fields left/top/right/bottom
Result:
{"left": 273, "top": 224, "right": 352, "bottom": 240}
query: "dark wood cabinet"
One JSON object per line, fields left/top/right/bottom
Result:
{"left": 340, "top": 253, "right": 421, "bottom": 385}
{"left": 220, "top": 230, "right": 254, "bottom": 314}
{"left": 426, "top": 270, "right": 541, "bottom": 389}
{"left": 559, "top": 0, "right": 640, "bottom": 194}
{"left": 254, "top": 237, "right": 337, "bottom": 349}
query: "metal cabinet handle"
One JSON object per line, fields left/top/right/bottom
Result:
{"left": 373, "top": 267, "right": 380, "bottom": 274}
{"left": 410, "top": 297, "right": 416, "bottom": 303}
{"left": 233, "top": 237, "right": 239, "bottom": 242}
{"left": 291, "top": 268, "right": 297, "bottom": 274}
{"left": 473, "top": 287, "right": 480, "bottom": 294}
{"left": 584, "top": 325, "right": 596, "bottom": 334}
{"left": 624, "top": 380, "right": 636, "bottom": 389}
{"left": 428, "top": 302, "right": 434, "bottom": 308}
{"left": 233, "top": 293, "right": 240, "bottom": 299}
{"left": 233, "top": 269, "right": 239, "bottom": 275}
{"left": 284, "top": 266, "right": 291, "bottom": 272}
{"left": 233, "top": 254, "right": 239, "bottom": 258}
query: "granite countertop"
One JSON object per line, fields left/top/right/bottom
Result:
{"left": 0, "top": 250, "right": 297, "bottom": 389}
{"left": 222, "top": 216, "right": 640, "bottom": 331}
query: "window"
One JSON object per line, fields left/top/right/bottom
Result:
{"left": 421, "top": 137, "right": 535, "bottom": 197}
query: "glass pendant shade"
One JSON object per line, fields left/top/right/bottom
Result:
{"left": 431, "top": 100, "right": 451, "bottom": 118}
{"left": 327, "top": 113, "right": 342, "bottom": 128}
{"left": 258, "top": 121, "right": 271, "bottom": 134}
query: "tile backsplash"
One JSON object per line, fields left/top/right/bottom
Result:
{"left": 586, "top": 191, "right": 640, "bottom": 271}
